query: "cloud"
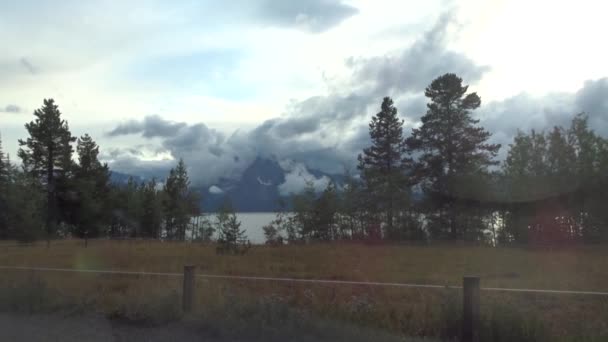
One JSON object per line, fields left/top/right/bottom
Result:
{"left": 1, "top": 104, "right": 22, "bottom": 113}
{"left": 277, "top": 160, "right": 331, "bottom": 195}
{"left": 19, "top": 57, "right": 39, "bottom": 75}
{"left": 106, "top": 115, "right": 186, "bottom": 138}
{"left": 102, "top": 154, "right": 174, "bottom": 181}
{"left": 348, "top": 12, "right": 489, "bottom": 98}
{"left": 209, "top": 185, "right": 224, "bottom": 194}
{"left": 254, "top": 0, "right": 359, "bottom": 32}
{"left": 476, "top": 77, "right": 608, "bottom": 161}
{"left": 103, "top": 11, "right": 491, "bottom": 192}
{"left": 575, "top": 78, "right": 608, "bottom": 136}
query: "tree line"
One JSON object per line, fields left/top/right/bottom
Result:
{"left": 264, "top": 73, "right": 608, "bottom": 245}
{"left": 0, "top": 99, "right": 218, "bottom": 243}
{"left": 2, "top": 73, "right": 607, "bottom": 246}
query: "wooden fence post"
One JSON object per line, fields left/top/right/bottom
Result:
{"left": 183, "top": 265, "right": 196, "bottom": 312}
{"left": 463, "top": 276, "right": 480, "bottom": 342}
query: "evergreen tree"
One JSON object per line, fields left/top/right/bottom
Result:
{"left": 108, "top": 176, "right": 142, "bottom": 238}
{"left": 140, "top": 178, "right": 163, "bottom": 238}
{"left": 500, "top": 115, "right": 608, "bottom": 244}
{"left": 71, "top": 134, "right": 111, "bottom": 238}
{"left": 291, "top": 181, "right": 317, "bottom": 241}
{"left": 216, "top": 200, "right": 249, "bottom": 254}
{"left": 313, "top": 181, "right": 339, "bottom": 240}
{"left": 5, "top": 167, "right": 45, "bottom": 242}
{"left": 193, "top": 214, "right": 215, "bottom": 242}
{"left": 337, "top": 169, "right": 364, "bottom": 239}
{"left": 163, "top": 158, "right": 198, "bottom": 240}
{"left": 407, "top": 73, "right": 500, "bottom": 240}
{"left": 566, "top": 114, "right": 608, "bottom": 242}
{"left": 358, "top": 97, "right": 413, "bottom": 238}
{"left": 18, "top": 99, "right": 76, "bottom": 243}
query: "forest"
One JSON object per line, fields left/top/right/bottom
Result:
{"left": 1, "top": 73, "right": 607, "bottom": 246}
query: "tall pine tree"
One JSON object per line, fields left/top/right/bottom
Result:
{"left": 140, "top": 178, "right": 163, "bottom": 238}
{"left": 18, "top": 99, "right": 76, "bottom": 243}
{"left": 71, "top": 134, "right": 111, "bottom": 238}
{"left": 163, "top": 158, "right": 198, "bottom": 240}
{"left": 407, "top": 74, "right": 500, "bottom": 240}
{"left": 358, "top": 97, "right": 413, "bottom": 239}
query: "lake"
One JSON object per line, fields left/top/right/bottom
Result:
{"left": 202, "top": 212, "right": 277, "bottom": 244}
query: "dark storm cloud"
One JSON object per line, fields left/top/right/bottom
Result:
{"left": 267, "top": 93, "right": 370, "bottom": 138}
{"left": 1, "top": 104, "right": 22, "bottom": 113}
{"left": 255, "top": 0, "right": 359, "bottom": 33}
{"left": 163, "top": 123, "right": 225, "bottom": 155}
{"left": 106, "top": 115, "right": 186, "bottom": 138}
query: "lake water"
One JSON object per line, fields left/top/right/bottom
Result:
{"left": 203, "top": 212, "right": 277, "bottom": 244}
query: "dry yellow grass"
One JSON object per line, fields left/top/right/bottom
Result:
{"left": 0, "top": 240, "right": 607, "bottom": 339}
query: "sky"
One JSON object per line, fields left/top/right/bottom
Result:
{"left": 2, "top": 0, "right": 608, "bottom": 191}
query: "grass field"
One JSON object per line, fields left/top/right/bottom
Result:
{"left": 0, "top": 240, "right": 607, "bottom": 341}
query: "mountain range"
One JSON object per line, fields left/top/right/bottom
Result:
{"left": 110, "top": 157, "right": 345, "bottom": 212}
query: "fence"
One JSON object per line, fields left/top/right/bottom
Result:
{"left": 1, "top": 265, "right": 608, "bottom": 342}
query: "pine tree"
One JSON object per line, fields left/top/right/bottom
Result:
{"left": 407, "top": 74, "right": 500, "bottom": 240}
{"left": 71, "top": 134, "right": 111, "bottom": 238}
{"left": 358, "top": 97, "right": 413, "bottom": 239}
{"left": 291, "top": 181, "right": 317, "bottom": 241}
{"left": 337, "top": 169, "right": 364, "bottom": 239}
{"left": 567, "top": 114, "right": 607, "bottom": 241}
{"left": 140, "top": 178, "right": 163, "bottom": 238}
{"left": 109, "top": 176, "right": 143, "bottom": 238}
{"left": 5, "top": 170, "right": 45, "bottom": 242}
{"left": 18, "top": 99, "right": 76, "bottom": 243}
{"left": 313, "top": 181, "right": 339, "bottom": 240}
{"left": 216, "top": 200, "right": 249, "bottom": 254}
{"left": 163, "top": 158, "right": 198, "bottom": 240}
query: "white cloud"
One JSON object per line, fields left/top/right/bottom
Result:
{"left": 278, "top": 160, "right": 331, "bottom": 195}
{"left": 3, "top": 0, "right": 608, "bottom": 184}
{"left": 209, "top": 185, "right": 225, "bottom": 194}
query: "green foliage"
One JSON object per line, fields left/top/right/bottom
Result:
{"left": 17, "top": 99, "right": 76, "bottom": 241}
{"left": 140, "top": 178, "right": 163, "bottom": 238}
{"left": 163, "top": 158, "right": 198, "bottom": 240}
{"left": 407, "top": 73, "right": 500, "bottom": 240}
{"left": 192, "top": 214, "right": 216, "bottom": 241}
{"left": 263, "top": 199, "right": 298, "bottom": 244}
{"left": 216, "top": 200, "right": 250, "bottom": 254}
{"left": 358, "top": 97, "right": 414, "bottom": 238}
{"left": 107, "top": 176, "right": 143, "bottom": 237}
{"left": 4, "top": 169, "right": 45, "bottom": 242}
{"left": 500, "top": 114, "right": 608, "bottom": 244}
{"left": 68, "top": 134, "right": 112, "bottom": 238}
